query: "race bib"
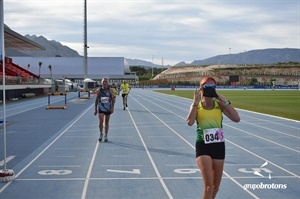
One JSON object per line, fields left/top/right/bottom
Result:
{"left": 203, "top": 128, "right": 225, "bottom": 144}
{"left": 101, "top": 97, "right": 109, "bottom": 103}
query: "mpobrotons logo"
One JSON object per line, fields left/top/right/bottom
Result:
{"left": 243, "top": 182, "right": 287, "bottom": 190}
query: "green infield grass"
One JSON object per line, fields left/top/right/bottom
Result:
{"left": 154, "top": 89, "right": 300, "bottom": 121}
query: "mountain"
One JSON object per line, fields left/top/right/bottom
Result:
{"left": 175, "top": 48, "right": 300, "bottom": 66}
{"left": 6, "top": 35, "right": 81, "bottom": 57}
{"left": 6, "top": 34, "right": 300, "bottom": 67}
{"left": 125, "top": 58, "right": 166, "bottom": 68}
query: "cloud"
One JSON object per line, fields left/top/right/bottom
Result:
{"left": 4, "top": 0, "right": 299, "bottom": 65}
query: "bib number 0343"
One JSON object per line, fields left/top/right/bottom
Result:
{"left": 203, "top": 128, "right": 225, "bottom": 144}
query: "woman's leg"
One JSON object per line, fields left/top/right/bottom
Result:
{"left": 212, "top": 159, "right": 224, "bottom": 198}
{"left": 196, "top": 155, "right": 214, "bottom": 199}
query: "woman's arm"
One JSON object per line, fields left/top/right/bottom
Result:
{"left": 186, "top": 89, "right": 201, "bottom": 126}
{"left": 217, "top": 95, "right": 240, "bottom": 122}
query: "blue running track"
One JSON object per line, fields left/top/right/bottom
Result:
{"left": 0, "top": 89, "right": 299, "bottom": 199}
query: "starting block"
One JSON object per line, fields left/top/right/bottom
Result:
{"left": 78, "top": 90, "right": 91, "bottom": 99}
{"left": 46, "top": 92, "right": 67, "bottom": 110}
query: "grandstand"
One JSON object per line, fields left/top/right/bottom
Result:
{"left": 10, "top": 57, "right": 137, "bottom": 85}
{"left": 0, "top": 25, "right": 136, "bottom": 101}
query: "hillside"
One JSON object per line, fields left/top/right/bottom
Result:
{"left": 153, "top": 63, "right": 300, "bottom": 86}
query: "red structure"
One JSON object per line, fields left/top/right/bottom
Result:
{"left": 0, "top": 57, "right": 38, "bottom": 78}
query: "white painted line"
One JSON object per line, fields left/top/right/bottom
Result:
{"left": 102, "top": 165, "right": 143, "bottom": 167}
{"left": 81, "top": 141, "right": 99, "bottom": 199}
{"left": 107, "top": 169, "right": 141, "bottom": 174}
{"left": 7, "top": 131, "right": 17, "bottom": 134}
{"left": 226, "top": 164, "right": 266, "bottom": 166}
{"left": 38, "top": 165, "right": 81, "bottom": 167}
{"left": 242, "top": 116, "right": 300, "bottom": 139}
{"left": 227, "top": 125, "right": 300, "bottom": 153}
{"left": 0, "top": 155, "right": 15, "bottom": 166}
{"left": 250, "top": 147, "right": 281, "bottom": 149}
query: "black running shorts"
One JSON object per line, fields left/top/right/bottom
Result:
{"left": 196, "top": 141, "right": 225, "bottom": 159}
{"left": 98, "top": 109, "right": 111, "bottom": 115}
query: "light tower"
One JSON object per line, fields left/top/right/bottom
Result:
{"left": 0, "top": 0, "right": 16, "bottom": 182}
{"left": 83, "top": 0, "right": 88, "bottom": 79}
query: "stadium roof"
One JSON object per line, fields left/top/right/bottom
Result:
{"left": 4, "top": 24, "right": 45, "bottom": 50}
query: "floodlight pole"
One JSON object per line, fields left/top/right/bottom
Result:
{"left": 0, "top": 0, "right": 15, "bottom": 181}
{"left": 0, "top": 0, "right": 7, "bottom": 171}
{"left": 83, "top": 0, "right": 88, "bottom": 79}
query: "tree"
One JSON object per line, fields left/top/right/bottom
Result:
{"left": 38, "top": 61, "right": 43, "bottom": 83}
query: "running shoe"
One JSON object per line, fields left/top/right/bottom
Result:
{"left": 98, "top": 134, "right": 103, "bottom": 142}
{"left": 123, "top": 107, "right": 125, "bottom": 110}
{"left": 104, "top": 136, "right": 108, "bottom": 142}
{"left": 126, "top": 103, "right": 128, "bottom": 107}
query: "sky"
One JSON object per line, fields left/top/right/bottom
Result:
{"left": 3, "top": 0, "right": 300, "bottom": 66}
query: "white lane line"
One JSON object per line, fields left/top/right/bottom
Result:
{"left": 38, "top": 165, "right": 81, "bottom": 168}
{"left": 0, "top": 103, "right": 93, "bottom": 194}
{"left": 241, "top": 119, "right": 300, "bottom": 139}
{"left": 250, "top": 147, "right": 281, "bottom": 149}
{"left": 81, "top": 141, "right": 99, "bottom": 199}
{"left": 0, "top": 155, "right": 15, "bottom": 166}
{"left": 228, "top": 124, "right": 300, "bottom": 153}
{"left": 237, "top": 112, "right": 300, "bottom": 129}
{"left": 127, "top": 106, "right": 174, "bottom": 199}
{"left": 226, "top": 164, "right": 267, "bottom": 166}
{"left": 107, "top": 169, "right": 141, "bottom": 174}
